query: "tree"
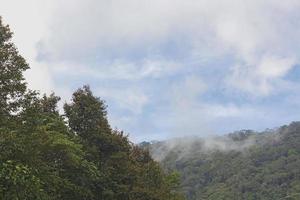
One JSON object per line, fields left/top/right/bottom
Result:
{"left": 64, "top": 86, "right": 186, "bottom": 200}
{"left": 64, "top": 86, "right": 133, "bottom": 199}
{"left": 64, "top": 85, "right": 110, "bottom": 138}
{"left": 0, "top": 17, "right": 29, "bottom": 128}
{"left": 0, "top": 17, "right": 186, "bottom": 200}
{"left": 0, "top": 90, "right": 101, "bottom": 199}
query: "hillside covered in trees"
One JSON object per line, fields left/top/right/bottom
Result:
{"left": 0, "top": 17, "right": 185, "bottom": 199}
{"left": 145, "top": 123, "right": 300, "bottom": 200}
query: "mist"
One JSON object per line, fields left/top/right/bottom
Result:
{"left": 148, "top": 125, "right": 287, "bottom": 162}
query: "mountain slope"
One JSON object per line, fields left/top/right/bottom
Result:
{"left": 147, "top": 122, "right": 300, "bottom": 200}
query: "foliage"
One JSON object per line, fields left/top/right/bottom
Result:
{"left": 152, "top": 122, "right": 300, "bottom": 200}
{"left": 0, "top": 17, "right": 185, "bottom": 200}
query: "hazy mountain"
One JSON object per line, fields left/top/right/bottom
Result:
{"left": 144, "top": 122, "right": 300, "bottom": 200}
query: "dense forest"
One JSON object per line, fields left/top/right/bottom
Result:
{"left": 145, "top": 123, "right": 300, "bottom": 200}
{"left": 0, "top": 17, "right": 185, "bottom": 199}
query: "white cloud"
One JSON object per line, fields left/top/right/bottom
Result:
{"left": 50, "top": 58, "right": 181, "bottom": 80}
{"left": 2, "top": 0, "right": 299, "bottom": 96}
{"left": 0, "top": 0, "right": 55, "bottom": 93}
{"left": 257, "top": 56, "right": 295, "bottom": 79}
{"left": 95, "top": 86, "right": 148, "bottom": 115}
{"left": 33, "top": 0, "right": 300, "bottom": 97}
{"left": 164, "top": 75, "right": 264, "bottom": 136}
{"left": 227, "top": 56, "right": 296, "bottom": 96}
{"left": 1, "top": 0, "right": 300, "bottom": 140}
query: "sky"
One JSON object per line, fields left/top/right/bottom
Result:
{"left": 1, "top": 0, "right": 300, "bottom": 142}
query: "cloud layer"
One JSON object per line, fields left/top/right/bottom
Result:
{"left": 1, "top": 0, "right": 300, "bottom": 141}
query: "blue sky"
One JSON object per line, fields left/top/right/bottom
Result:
{"left": 1, "top": 0, "right": 300, "bottom": 142}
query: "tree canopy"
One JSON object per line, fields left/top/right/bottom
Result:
{"left": 149, "top": 123, "right": 300, "bottom": 200}
{"left": 0, "top": 17, "right": 185, "bottom": 200}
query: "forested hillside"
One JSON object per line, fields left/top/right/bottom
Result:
{"left": 146, "top": 123, "right": 300, "bottom": 200}
{"left": 0, "top": 17, "right": 185, "bottom": 200}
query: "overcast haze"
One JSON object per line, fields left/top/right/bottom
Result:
{"left": 1, "top": 0, "right": 300, "bottom": 142}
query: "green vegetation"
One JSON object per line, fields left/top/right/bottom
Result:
{"left": 0, "top": 17, "right": 185, "bottom": 200}
{"left": 148, "top": 124, "right": 300, "bottom": 200}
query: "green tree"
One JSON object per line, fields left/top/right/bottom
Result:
{"left": 0, "top": 17, "right": 28, "bottom": 128}
{"left": 0, "top": 17, "right": 185, "bottom": 200}
{"left": 64, "top": 86, "right": 186, "bottom": 200}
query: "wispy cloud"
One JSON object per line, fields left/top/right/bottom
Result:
{"left": 1, "top": 0, "right": 300, "bottom": 141}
